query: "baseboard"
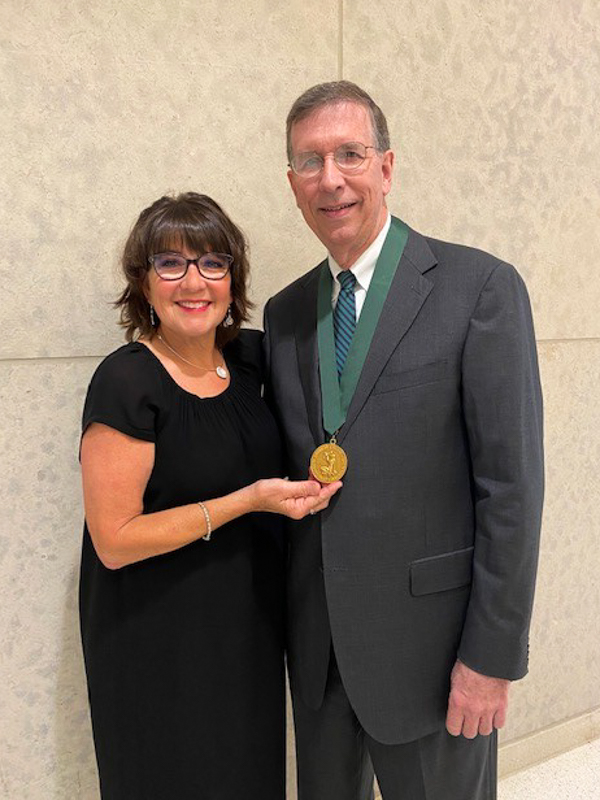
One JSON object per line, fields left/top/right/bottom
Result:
{"left": 499, "top": 707, "right": 600, "bottom": 779}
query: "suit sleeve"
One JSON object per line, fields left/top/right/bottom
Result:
{"left": 457, "top": 261, "right": 544, "bottom": 680}
{"left": 262, "top": 299, "right": 275, "bottom": 413}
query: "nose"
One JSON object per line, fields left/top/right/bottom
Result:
{"left": 181, "top": 261, "right": 208, "bottom": 289}
{"left": 318, "top": 154, "right": 345, "bottom": 192}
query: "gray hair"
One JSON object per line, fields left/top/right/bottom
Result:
{"left": 286, "top": 81, "right": 390, "bottom": 162}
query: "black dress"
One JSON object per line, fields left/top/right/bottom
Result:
{"left": 79, "top": 331, "right": 285, "bottom": 800}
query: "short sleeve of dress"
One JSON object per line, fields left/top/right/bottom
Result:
{"left": 82, "top": 344, "right": 162, "bottom": 443}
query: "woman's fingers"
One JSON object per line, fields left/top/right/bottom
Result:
{"left": 277, "top": 479, "right": 342, "bottom": 518}
{"left": 299, "top": 481, "right": 342, "bottom": 516}
{"left": 283, "top": 479, "right": 321, "bottom": 497}
{"left": 319, "top": 481, "right": 343, "bottom": 498}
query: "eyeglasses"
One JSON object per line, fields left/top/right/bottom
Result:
{"left": 288, "top": 142, "right": 378, "bottom": 178}
{"left": 148, "top": 252, "right": 233, "bottom": 281}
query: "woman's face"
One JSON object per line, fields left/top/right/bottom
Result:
{"left": 145, "top": 244, "right": 232, "bottom": 346}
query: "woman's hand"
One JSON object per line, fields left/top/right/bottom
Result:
{"left": 82, "top": 424, "right": 340, "bottom": 569}
{"left": 249, "top": 478, "right": 342, "bottom": 519}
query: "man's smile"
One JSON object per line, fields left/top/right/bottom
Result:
{"left": 319, "top": 201, "right": 358, "bottom": 217}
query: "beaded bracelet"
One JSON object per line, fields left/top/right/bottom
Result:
{"left": 198, "top": 501, "right": 212, "bottom": 541}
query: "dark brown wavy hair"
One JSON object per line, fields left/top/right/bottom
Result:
{"left": 115, "top": 192, "right": 253, "bottom": 348}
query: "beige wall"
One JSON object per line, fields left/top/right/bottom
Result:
{"left": 0, "top": 0, "right": 598, "bottom": 796}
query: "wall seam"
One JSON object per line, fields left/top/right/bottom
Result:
{"left": 338, "top": 0, "right": 344, "bottom": 78}
{"left": 1, "top": 337, "right": 599, "bottom": 365}
{"left": 537, "top": 337, "right": 600, "bottom": 345}
{"left": 0, "top": 356, "right": 106, "bottom": 365}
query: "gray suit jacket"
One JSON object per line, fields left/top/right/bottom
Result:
{"left": 263, "top": 223, "right": 544, "bottom": 745}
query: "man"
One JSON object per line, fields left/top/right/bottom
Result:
{"left": 263, "top": 81, "right": 544, "bottom": 800}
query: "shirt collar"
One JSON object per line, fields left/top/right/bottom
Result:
{"left": 328, "top": 213, "right": 392, "bottom": 292}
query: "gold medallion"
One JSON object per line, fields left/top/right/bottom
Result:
{"left": 310, "top": 442, "right": 348, "bottom": 483}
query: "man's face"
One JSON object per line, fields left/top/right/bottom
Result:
{"left": 287, "top": 102, "right": 394, "bottom": 269}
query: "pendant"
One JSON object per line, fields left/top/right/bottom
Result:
{"left": 310, "top": 441, "right": 348, "bottom": 483}
{"left": 216, "top": 365, "right": 228, "bottom": 379}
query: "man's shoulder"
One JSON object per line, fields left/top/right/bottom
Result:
{"left": 404, "top": 225, "right": 529, "bottom": 307}
{"left": 405, "top": 224, "right": 523, "bottom": 287}
{"left": 267, "top": 261, "right": 323, "bottom": 311}
{"left": 420, "top": 230, "right": 505, "bottom": 273}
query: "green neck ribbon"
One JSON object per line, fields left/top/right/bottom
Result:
{"left": 317, "top": 216, "right": 409, "bottom": 437}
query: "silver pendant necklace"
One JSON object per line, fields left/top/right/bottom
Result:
{"left": 156, "top": 333, "right": 228, "bottom": 379}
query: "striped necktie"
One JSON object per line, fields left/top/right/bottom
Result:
{"left": 333, "top": 270, "right": 357, "bottom": 377}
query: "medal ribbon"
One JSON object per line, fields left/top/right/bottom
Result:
{"left": 317, "top": 216, "right": 409, "bottom": 437}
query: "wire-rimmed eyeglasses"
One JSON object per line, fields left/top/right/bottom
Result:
{"left": 288, "top": 142, "right": 378, "bottom": 178}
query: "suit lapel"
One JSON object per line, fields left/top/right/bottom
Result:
{"left": 295, "top": 262, "right": 326, "bottom": 448}
{"left": 338, "top": 228, "right": 437, "bottom": 446}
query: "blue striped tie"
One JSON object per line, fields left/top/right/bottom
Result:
{"left": 333, "top": 270, "right": 357, "bottom": 377}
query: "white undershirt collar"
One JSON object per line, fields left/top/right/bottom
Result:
{"left": 328, "top": 213, "right": 392, "bottom": 319}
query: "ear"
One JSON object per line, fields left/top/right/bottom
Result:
{"left": 381, "top": 149, "right": 395, "bottom": 197}
{"left": 287, "top": 169, "right": 301, "bottom": 208}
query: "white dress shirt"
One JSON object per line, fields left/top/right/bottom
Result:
{"left": 328, "top": 213, "right": 392, "bottom": 321}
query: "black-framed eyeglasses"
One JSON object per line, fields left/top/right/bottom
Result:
{"left": 148, "top": 252, "right": 233, "bottom": 281}
{"left": 288, "top": 142, "right": 378, "bottom": 178}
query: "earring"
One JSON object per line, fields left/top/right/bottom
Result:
{"left": 222, "top": 305, "right": 234, "bottom": 328}
{"left": 149, "top": 304, "right": 156, "bottom": 327}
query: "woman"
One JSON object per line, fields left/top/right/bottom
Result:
{"left": 79, "top": 192, "right": 339, "bottom": 799}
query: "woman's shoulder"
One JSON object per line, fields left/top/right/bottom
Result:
{"left": 87, "top": 342, "right": 161, "bottom": 396}
{"left": 92, "top": 341, "right": 154, "bottom": 375}
{"left": 83, "top": 342, "right": 163, "bottom": 440}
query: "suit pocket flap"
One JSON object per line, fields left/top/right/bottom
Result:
{"left": 372, "top": 359, "right": 451, "bottom": 395}
{"left": 410, "top": 546, "right": 474, "bottom": 596}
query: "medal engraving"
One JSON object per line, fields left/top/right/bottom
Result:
{"left": 310, "top": 443, "right": 348, "bottom": 483}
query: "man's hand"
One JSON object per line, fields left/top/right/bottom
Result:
{"left": 445, "top": 660, "right": 510, "bottom": 739}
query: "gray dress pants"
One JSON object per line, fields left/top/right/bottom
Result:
{"left": 292, "top": 650, "right": 497, "bottom": 800}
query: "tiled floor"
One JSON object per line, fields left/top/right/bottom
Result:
{"left": 499, "top": 738, "right": 600, "bottom": 799}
